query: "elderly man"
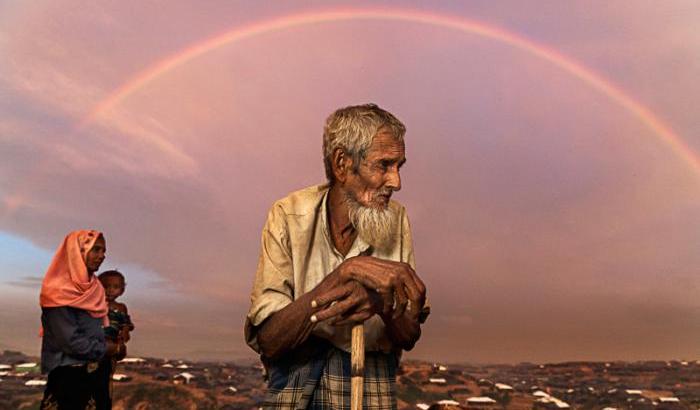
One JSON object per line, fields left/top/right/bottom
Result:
{"left": 245, "top": 103, "right": 428, "bottom": 410}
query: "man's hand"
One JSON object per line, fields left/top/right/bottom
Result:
{"left": 311, "top": 281, "right": 383, "bottom": 325}
{"left": 337, "top": 256, "right": 426, "bottom": 319}
{"left": 256, "top": 256, "right": 426, "bottom": 358}
{"left": 309, "top": 256, "right": 426, "bottom": 323}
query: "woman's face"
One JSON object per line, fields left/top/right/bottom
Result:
{"left": 85, "top": 235, "right": 106, "bottom": 274}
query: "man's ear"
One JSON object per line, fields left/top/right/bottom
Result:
{"left": 331, "top": 148, "right": 352, "bottom": 183}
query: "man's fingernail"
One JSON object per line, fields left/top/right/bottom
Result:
{"left": 310, "top": 315, "right": 318, "bottom": 323}
{"left": 311, "top": 300, "right": 318, "bottom": 308}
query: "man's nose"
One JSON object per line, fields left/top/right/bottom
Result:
{"left": 385, "top": 167, "right": 401, "bottom": 192}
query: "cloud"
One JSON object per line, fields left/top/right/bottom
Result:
{"left": 0, "top": 1, "right": 698, "bottom": 362}
{"left": 5, "top": 275, "right": 43, "bottom": 289}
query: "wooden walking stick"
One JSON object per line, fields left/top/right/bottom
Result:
{"left": 351, "top": 323, "right": 365, "bottom": 410}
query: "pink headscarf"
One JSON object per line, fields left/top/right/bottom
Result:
{"left": 39, "top": 230, "right": 109, "bottom": 325}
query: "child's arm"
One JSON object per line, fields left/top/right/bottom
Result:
{"left": 115, "top": 302, "right": 134, "bottom": 343}
{"left": 115, "top": 338, "right": 127, "bottom": 361}
{"left": 121, "top": 303, "right": 135, "bottom": 331}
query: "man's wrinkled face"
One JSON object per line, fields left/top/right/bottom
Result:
{"left": 85, "top": 236, "right": 106, "bottom": 274}
{"left": 343, "top": 129, "right": 405, "bottom": 249}
{"left": 101, "top": 276, "right": 125, "bottom": 302}
{"left": 345, "top": 129, "right": 405, "bottom": 209}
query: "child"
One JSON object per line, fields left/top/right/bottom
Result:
{"left": 98, "top": 270, "right": 134, "bottom": 352}
{"left": 96, "top": 270, "right": 134, "bottom": 409}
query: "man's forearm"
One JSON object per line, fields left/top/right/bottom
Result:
{"left": 256, "top": 291, "right": 317, "bottom": 359}
{"left": 256, "top": 270, "right": 348, "bottom": 359}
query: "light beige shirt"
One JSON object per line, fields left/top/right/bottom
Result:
{"left": 245, "top": 184, "right": 417, "bottom": 354}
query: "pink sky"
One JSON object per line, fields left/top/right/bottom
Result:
{"left": 0, "top": 1, "right": 698, "bottom": 363}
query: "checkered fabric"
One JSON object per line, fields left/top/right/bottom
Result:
{"left": 263, "top": 341, "right": 398, "bottom": 410}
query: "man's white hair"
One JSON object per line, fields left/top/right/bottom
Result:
{"left": 322, "top": 103, "right": 406, "bottom": 182}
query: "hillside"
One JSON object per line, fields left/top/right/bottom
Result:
{"left": 1, "top": 351, "right": 698, "bottom": 409}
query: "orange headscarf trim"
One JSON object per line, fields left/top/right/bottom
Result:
{"left": 39, "top": 230, "right": 109, "bottom": 325}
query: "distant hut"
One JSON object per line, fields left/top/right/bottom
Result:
{"left": 657, "top": 397, "right": 682, "bottom": 410}
{"left": 223, "top": 386, "right": 238, "bottom": 395}
{"left": 15, "top": 362, "right": 39, "bottom": 374}
{"left": 465, "top": 396, "right": 497, "bottom": 410}
{"left": 112, "top": 373, "right": 131, "bottom": 382}
{"left": 433, "top": 364, "right": 449, "bottom": 372}
{"left": 120, "top": 357, "right": 146, "bottom": 365}
{"left": 494, "top": 383, "right": 513, "bottom": 392}
{"left": 533, "top": 396, "right": 570, "bottom": 410}
{"left": 437, "top": 400, "right": 460, "bottom": 406}
{"left": 477, "top": 379, "right": 494, "bottom": 388}
{"left": 173, "top": 372, "right": 195, "bottom": 385}
{"left": 428, "top": 399, "right": 462, "bottom": 410}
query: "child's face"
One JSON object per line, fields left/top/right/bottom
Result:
{"left": 101, "top": 276, "right": 125, "bottom": 302}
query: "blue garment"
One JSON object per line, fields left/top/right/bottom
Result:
{"left": 41, "top": 306, "right": 106, "bottom": 374}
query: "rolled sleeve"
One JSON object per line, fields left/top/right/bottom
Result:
{"left": 400, "top": 209, "right": 430, "bottom": 324}
{"left": 399, "top": 207, "right": 416, "bottom": 270}
{"left": 245, "top": 203, "right": 295, "bottom": 352}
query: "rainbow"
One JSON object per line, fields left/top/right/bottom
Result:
{"left": 79, "top": 7, "right": 700, "bottom": 176}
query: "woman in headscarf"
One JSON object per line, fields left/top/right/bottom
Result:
{"left": 39, "top": 230, "right": 121, "bottom": 409}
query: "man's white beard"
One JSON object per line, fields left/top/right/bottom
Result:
{"left": 346, "top": 192, "right": 398, "bottom": 250}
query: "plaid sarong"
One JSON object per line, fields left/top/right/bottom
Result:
{"left": 263, "top": 338, "right": 398, "bottom": 410}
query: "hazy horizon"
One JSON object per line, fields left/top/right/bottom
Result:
{"left": 1, "top": 1, "right": 698, "bottom": 364}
